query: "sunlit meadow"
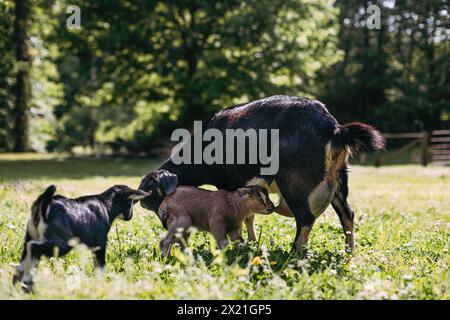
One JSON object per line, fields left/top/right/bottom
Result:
{"left": 0, "top": 154, "right": 449, "bottom": 299}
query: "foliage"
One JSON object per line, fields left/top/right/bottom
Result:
{"left": 0, "top": 2, "right": 15, "bottom": 151}
{"left": 46, "top": 0, "right": 339, "bottom": 152}
{"left": 0, "top": 0, "right": 449, "bottom": 152}
{"left": 0, "top": 154, "right": 448, "bottom": 299}
{"left": 317, "top": 0, "right": 450, "bottom": 132}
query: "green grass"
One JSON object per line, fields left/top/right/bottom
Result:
{"left": 0, "top": 153, "right": 449, "bottom": 299}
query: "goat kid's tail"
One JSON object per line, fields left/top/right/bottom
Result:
{"left": 32, "top": 185, "right": 56, "bottom": 224}
{"left": 332, "top": 122, "right": 386, "bottom": 155}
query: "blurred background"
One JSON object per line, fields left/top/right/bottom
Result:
{"left": 0, "top": 0, "right": 448, "bottom": 163}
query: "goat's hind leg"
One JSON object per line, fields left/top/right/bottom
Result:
{"left": 210, "top": 224, "right": 229, "bottom": 249}
{"left": 229, "top": 225, "right": 244, "bottom": 244}
{"left": 160, "top": 230, "right": 189, "bottom": 257}
{"left": 20, "top": 238, "right": 70, "bottom": 292}
{"left": 331, "top": 168, "right": 355, "bottom": 252}
{"left": 160, "top": 217, "right": 191, "bottom": 256}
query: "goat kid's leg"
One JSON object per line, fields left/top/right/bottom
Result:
{"left": 160, "top": 227, "right": 189, "bottom": 256}
{"left": 13, "top": 233, "right": 31, "bottom": 285}
{"left": 178, "top": 231, "right": 190, "bottom": 251}
{"left": 210, "top": 225, "right": 229, "bottom": 249}
{"left": 229, "top": 226, "right": 244, "bottom": 244}
{"left": 93, "top": 246, "right": 106, "bottom": 271}
{"left": 20, "top": 239, "right": 70, "bottom": 292}
{"left": 244, "top": 215, "right": 257, "bottom": 241}
{"left": 160, "top": 217, "right": 192, "bottom": 256}
{"left": 160, "top": 231, "right": 176, "bottom": 257}
{"left": 216, "top": 238, "right": 229, "bottom": 249}
{"left": 20, "top": 240, "right": 44, "bottom": 291}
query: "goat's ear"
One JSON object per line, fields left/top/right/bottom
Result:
{"left": 159, "top": 171, "right": 178, "bottom": 195}
{"left": 237, "top": 187, "right": 251, "bottom": 197}
{"left": 128, "top": 189, "right": 152, "bottom": 201}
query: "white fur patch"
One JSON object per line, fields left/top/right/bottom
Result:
{"left": 307, "top": 178, "right": 335, "bottom": 217}
{"left": 27, "top": 218, "right": 47, "bottom": 241}
{"left": 21, "top": 240, "right": 43, "bottom": 283}
{"left": 128, "top": 194, "right": 148, "bottom": 201}
{"left": 308, "top": 141, "right": 349, "bottom": 217}
{"left": 259, "top": 189, "right": 268, "bottom": 206}
{"left": 246, "top": 178, "right": 282, "bottom": 206}
{"left": 246, "top": 177, "right": 267, "bottom": 188}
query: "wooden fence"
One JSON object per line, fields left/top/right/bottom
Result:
{"left": 375, "top": 130, "right": 450, "bottom": 166}
{"left": 430, "top": 130, "right": 450, "bottom": 166}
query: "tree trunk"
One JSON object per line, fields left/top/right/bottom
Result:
{"left": 13, "top": 0, "right": 30, "bottom": 152}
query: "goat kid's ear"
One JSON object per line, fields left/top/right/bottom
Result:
{"left": 128, "top": 189, "right": 152, "bottom": 201}
{"left": 237, "top": 187, "right": 251, "bottom": 197}
{"left": 159, "top": 171, "right": 178, "bottom": 195}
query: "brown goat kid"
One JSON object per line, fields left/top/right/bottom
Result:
{"left": 158, "top": 185, "right": 275, "bottom": 255}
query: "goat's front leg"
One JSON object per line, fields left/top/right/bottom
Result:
{"left": 210, "top": 224, "right": 229, "bottom": 249}
{"left": 294, "top": 222, "right": 314, "bottom": 251}
{"left": 244, "top": 215, "right": 257, "bottom": 241}
{"left": 159, "top": 216, "right": 191, "bottom": 256}
{"left": 229, "top": 226, "right": 244, "bottom": 244}
{"left": 20, "top": 240, "right": 42, "bottom": 292}
{"left": 93, "top": 246, "right": 106, "bottom": 271}
{"left": 277, "top": 187, "right": 315, "bottom": 252}
{"left": 160, "top": 231, "right": 176, "bottom": 257}
{"left": 13, "top": 232, "right": 31, "bottom": 285}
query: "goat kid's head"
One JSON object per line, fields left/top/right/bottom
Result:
{"left": 237, "top": 185, "right": 275, "bottom": 215}
{"left": 138, "top": 170, "right": 179, "bottom": 211}
{"left": 108, "top": 185, "right": 151, "bottom": 221}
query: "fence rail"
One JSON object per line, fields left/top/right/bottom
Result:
{"left": 430, "top": 130, "right": 450, "bottom": 166}
{"left": 375, "top": 130, "right": 450, "bottom": 166}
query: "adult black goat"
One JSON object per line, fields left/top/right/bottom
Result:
{"left": 139, "top": 95, "right": 385, "bottom": 252}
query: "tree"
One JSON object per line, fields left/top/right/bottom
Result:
{"left": 50, "top": 0, "right": 339, "bottom": 152}
{"left": 0, "top": 2, "right": 15, "bottom": 151}
{"left": 12, "top": 0, "right": 31, "bottom": 152}
{"left": 318, "top": 0, "right": 449, "bottom": 132}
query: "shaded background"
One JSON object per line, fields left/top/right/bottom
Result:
{"left": 0, "top": 0, "right": 448, "bottom": 156}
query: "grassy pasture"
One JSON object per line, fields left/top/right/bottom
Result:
{"left": 0, "top": 154, "right": 448, "bottom": 299}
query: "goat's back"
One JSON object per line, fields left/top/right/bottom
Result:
{"left": 161, "top": 186, "right": 232, "bottom": 228}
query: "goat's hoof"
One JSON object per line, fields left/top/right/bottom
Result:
{"left": 160, "top": 249, "right": 169, "bottom": 258}
{"left": 21, "top": 281, "right": 34, "bottom": 294}
{"left": 218, "top": 242, "right": 229, "bottom": 250}
{"left": 293, "top": 245, "right": 308, "bottom": 257}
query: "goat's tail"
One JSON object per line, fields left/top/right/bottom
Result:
{"left": 32, "top": 185, "right": 56, "bottom": 224}
{"left": 331, "top": 122, "right": 386, "bottom": 155}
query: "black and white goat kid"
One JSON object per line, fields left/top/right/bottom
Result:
{"left": 13, "top": 185, "right": 150, "bottom": 292}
